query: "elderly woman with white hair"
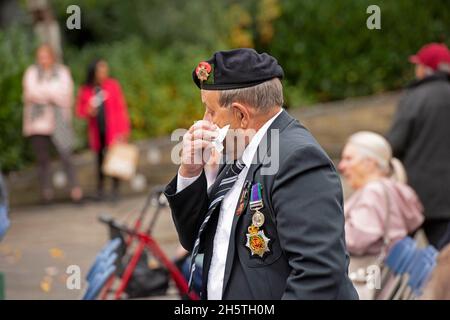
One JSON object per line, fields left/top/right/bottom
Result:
{"left": 339, "top": 131, "right": 424, "bottom": 257}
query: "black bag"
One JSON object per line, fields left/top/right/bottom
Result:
{"left": 119, "top": 250, "right": 170, "bottom": 299}
{"left": 107, "top": 225, "right": 170, "bottom": 298}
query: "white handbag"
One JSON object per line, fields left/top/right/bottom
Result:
{"left": 102, "top": 143, "right": 139, "bottom": 180}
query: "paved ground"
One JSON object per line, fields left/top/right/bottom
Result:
{"left": 0, "top": 195, "right": 180, "bottom": 300}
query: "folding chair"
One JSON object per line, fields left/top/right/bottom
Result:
{"left": 392, "top": 249, "right": 425, "bottom": 300}
{"left": 376, "top": 237, "right": 416, "bottom": 300}
{"left": 82, "top": 238, "right": 122, "bottom": 300}
{"left": 380, "top": 237, "right": 415, "bottom": 286}
{"left": 423, "top": 245, "right": 438, "bottom": 260}
{"left": 83, "top": 264, "right": 117, "bottom": 300}
{"left": 86, "top": 237, "right": 121, "bottom": 282}
{"left": 400, "top": 251, "right": 436, "bottom": 300}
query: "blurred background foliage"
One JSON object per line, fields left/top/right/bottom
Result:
{"left": 1, "top": 0, "right": 450, "bottom": 172}
{"left": 270, "top": 0, "right": 450, "bottom": 102}
{"left": 0, "top": 25, "right": 35, "bottom": 172}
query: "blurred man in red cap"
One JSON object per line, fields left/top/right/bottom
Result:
{"left": 387, "top": 43, "right": 450, "bottom": 249}
{"left": 409, "top": 43, "right": 450, "bottom": 77}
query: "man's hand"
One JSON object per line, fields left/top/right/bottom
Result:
{"left": 179, "top": 120, "right": 218, "bottom": 178}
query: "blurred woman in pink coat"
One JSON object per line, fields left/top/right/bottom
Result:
{"left": 22, "top": 44, "right": 82, "bottom": 203}
{"left": 339, "top": 131, "right": 424, "bottom": 299}
{"left": 76, "top": 59, "right": 130, "bottom": 201}
{"left": 339, "top": 131, "right": 424, "bottom": 256}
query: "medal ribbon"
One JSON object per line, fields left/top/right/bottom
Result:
{"left": 249, "top": 183, "right": 263, "bottom": 210}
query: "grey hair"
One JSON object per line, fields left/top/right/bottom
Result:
{"left": 347, "top": 131, "right": 407, "bottom": 183}
{"left": 218, "top": 78, "right": 283, "bottom": 112}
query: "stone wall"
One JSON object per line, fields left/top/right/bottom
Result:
{"left": 291, "top": 91, "right": 400, "bottom": 159}
{"left": 5, "top": 91, "right": 401, "bottom": 207}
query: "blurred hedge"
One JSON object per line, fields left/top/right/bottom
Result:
{"left": 0, "top": 25, "right": 35, "bottom": 172}
{"left": 270, "top": 0, "right": 450, "bottom": 105}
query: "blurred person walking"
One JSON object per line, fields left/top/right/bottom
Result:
{"left": 76, "top": 59, "right": 130, "bottom": 201}
{"left": 386, "top": 43, "right": 450, "bottom": 249}
{"left": 22, "top": 44, "right": 82, "bottom": 203}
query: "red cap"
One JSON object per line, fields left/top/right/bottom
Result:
{"left": 409, "top": 43, "right": 450, "bottom": 70}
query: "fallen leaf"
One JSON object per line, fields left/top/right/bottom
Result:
{"left": 40, "top": 276, "right": 53, "bottom": 293}
{"left": 49, "top": 248, "right": 65, "bottom": 259}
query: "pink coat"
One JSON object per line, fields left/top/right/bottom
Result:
{"left": 76, "top": 78, "right": 130, "bottom": 152}
{"left": 22, "top": 64, "right": 74, "bottom": 136}
{"left": 345, "top": 178, "right": 424, "bottom": 256}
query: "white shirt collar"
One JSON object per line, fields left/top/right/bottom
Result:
{"left": 241, "top": 108, "right": 283, "bottom": 168}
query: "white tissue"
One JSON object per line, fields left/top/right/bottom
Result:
{"left": 212, "top": 124, "right": 229, "bottom": 152}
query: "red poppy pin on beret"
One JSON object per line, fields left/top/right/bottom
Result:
{"left": 195, "top": 61, "right": 212, "bottom": 82}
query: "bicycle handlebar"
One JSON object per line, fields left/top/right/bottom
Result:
{"left": 98, "top": 213, "right": 138, "bottom": 237}
{"left": 98, "top": 184, "right": 169, "bottom": 237}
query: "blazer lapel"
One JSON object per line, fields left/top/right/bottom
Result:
{"left": 221, "top": 109, "right": 294, "bottom": 297}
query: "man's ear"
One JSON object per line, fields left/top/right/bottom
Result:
{"left": 231, "top": 102, "right": 250, "bottom": 128}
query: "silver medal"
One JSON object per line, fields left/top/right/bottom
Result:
{"left": 252, "top": 210, "right": 265, "bottom": 228}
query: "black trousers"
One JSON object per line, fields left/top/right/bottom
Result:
{"left": 29, "top": 135, "right": 78, "bottom": 193}
{"left": 97, "top": 130, "right": 119, "bottom": 195}
{"left": 423, "top": 218, "right": 450, "bottom": 250}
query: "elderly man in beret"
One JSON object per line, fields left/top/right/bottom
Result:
{"left": 164, "top": 48, "right": 358, "bottom": 300}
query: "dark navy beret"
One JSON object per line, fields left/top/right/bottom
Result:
{"left": 192, "top": 48, "right": 284, "bottom": 90}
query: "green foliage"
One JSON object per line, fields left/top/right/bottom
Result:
{"left": 271, "top": 0, "right": 450, "bottom": 106}
{"left": 0, "top": 25, "right": 35, "bottom": 172}
{"left": 2, "top": 0, "right": 450, "bottom": 171}
{"left": 64, "top": 38, "right": 209, "bottom": 144}
{"left": 54, "top": 0, "right": 235, "bottom": 148}
{"left": 53, "top": 0, "right": 231, "bottom": 50}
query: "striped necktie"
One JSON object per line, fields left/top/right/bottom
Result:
{"left": 187, "top": 159, "right": 246, "bottom": 292}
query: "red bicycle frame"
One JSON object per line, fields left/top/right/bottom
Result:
{"left": 98, "top": 188, "right": 199, "bottom": 300}
{"left": 112, "top": 231, "right": 199, "bottom": 300}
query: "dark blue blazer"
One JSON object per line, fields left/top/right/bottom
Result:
{"left": 165, "top": 110, "right": 358, "bottom": 300}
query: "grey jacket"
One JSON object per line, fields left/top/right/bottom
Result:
{"left": 165, "top": 110, "right": 358, "bottom": 300}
